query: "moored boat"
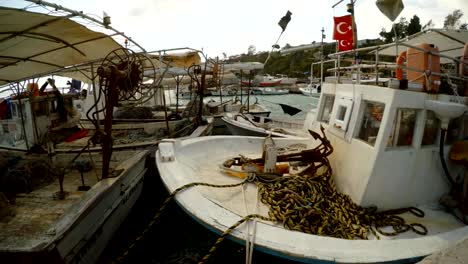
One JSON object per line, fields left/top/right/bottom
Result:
{"left": 250, "top": 87, "right": 290, "bottom": 95}
{"left": 222, "top": 113, "right": 308, "bottom": 138}
{"left": 0, "top": 5, "right": 155, "bottom": 263}
{"left": 155, "top": 27, "right": 468, "bottom": 263}
{"left": 299, "top": 83, "right": 321, "bottom": 97}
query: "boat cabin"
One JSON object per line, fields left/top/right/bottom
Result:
{"left": 0, "top": 93, "right": 77, "bottom": 149}
{"left": 305, "top": 41, "right": 468, "bottom": 210}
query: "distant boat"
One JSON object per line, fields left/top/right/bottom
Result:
{"left": 299, "top": 84, "right": 321, "bottom": 97}
{"left": 205, "top": 100, "right": 270, "bottom": 128}
{"left": 250, "top": 87, "right": 289, "bottom": 95}
{"left": 222, "top": 113, "right": 308, "bottom": 137}
{"left": 241, "top": 74, "right": 282, "bottom": 87}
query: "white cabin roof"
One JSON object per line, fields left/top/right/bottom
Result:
{"left": 378, "top": 29, "right": 468, "bottom": 61}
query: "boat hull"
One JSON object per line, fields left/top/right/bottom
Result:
{"left": 0, "top": 151, "right": 149, "bottom": 264}
{"left": 155, "top": 136, "right": 468, "bottom": 264}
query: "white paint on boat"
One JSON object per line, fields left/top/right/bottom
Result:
{"left": 156, "top": 136, "right": 468, "bottom": 263}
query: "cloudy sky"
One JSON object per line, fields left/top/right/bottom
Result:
{"left": 3, "top": 0, "right": 468, "bottom": 57}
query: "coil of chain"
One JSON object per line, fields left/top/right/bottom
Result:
{"left": 257, "top": 166, "right": 427, "bottom": 240}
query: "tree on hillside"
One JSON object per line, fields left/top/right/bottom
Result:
{"left": 422, "top": 19, "right": 435, "bottom": 30}
{"left": 247, "top": 45, "right": 256, "bottom": 55}
{"left": 380, "top": 17, "right": 408, "bottom": 43}
{"left": 407, "top": 15, "right": 422, "bottom": 35}
{"left": 444, "top": 9, "right": 464, "bottom": 29}
{"left": 460, "top": 23, "right": 468, "bottom": 30}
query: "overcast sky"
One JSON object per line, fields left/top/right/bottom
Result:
{"left": 3, "top": 0, "right": 468, "bottom": 58}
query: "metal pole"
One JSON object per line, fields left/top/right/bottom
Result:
{"left": 320, "top": 27, "right": 325, "bottom": 87}
{"left": 375, "top": 50, "right": 379, "bottom": 85}
{"left": 16, "top": 83, "right": 30, "bottom": 150}
{"left": 90, "top": 63, "right": 99, "bottom": 129}
{"left": 240, "top": 70, "right": 243, "bottom": 104}
{"left": 26, "top": 0, "right": 146, "bottom": 52}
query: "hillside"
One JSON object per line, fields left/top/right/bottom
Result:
{"left": 224, "top": 39, "right": 384, "bottom": 80}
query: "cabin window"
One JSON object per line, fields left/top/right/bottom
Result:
{"left": 422, "top": 110, "right": 440, "bottom": 146}
{"left": 357, "top": 101, "right": 385, "bottom": 146}
{"left": 388, "top": 108, "right": 417, "bottom": 147}
{"left": 337, "top": 105, "right": 347, "bottom": 121}
{"left": 331, "top": 97, "right": 353, "bottom": 131}
{"left": 319, "top": 95, "right": 335, "bottom": 123}
{"left": 11, "top": 103, "right": 25, "bottom": 119}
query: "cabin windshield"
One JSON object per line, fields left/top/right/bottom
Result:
{"left": 357, "top": 101, "right": 385, "bottom": 146}
{"left": 388, "top": 108, "right": 417, "bottom": 148}
{"left": 422, "top": 110, "right": 440, "bottom": 146}
{"left": 319, "top": 95, "right": 335, "bottom": 123}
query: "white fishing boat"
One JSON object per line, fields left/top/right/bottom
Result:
{"left": 155, "top": 24, "right": 468, "bottom": 263}
{"left": 0, "top": 3, "right": 156, "bottom": 263}
{"left": 299, "top": 83, "right": 321, "bottom": 97}
{"left": 0, "top": 149, "right": 149, "bottom": 263}
{"left": 222, "top": 113, "right": 309, "bottom": 138}
{"left": 206, "top": 99, "right": 271, "bottom": 128}
{"left": 250, "top": 87, "right": 290, "bottom": 95}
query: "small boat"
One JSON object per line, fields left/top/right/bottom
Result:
{"left": 155, "top": 30, "right": 468, "bottom": 263}
{"left": 250, "top": 87, "right": 289, "bottom": 95}
{"left": 299, "top": 83, "right": 321, "bottom": 97}
{"left": 205, "top": 99, "right": 270, "bottom": 128}
{"left": 241, "top": 74, "right": 283, "bottom": 87}
{"left": 222, "top": 113, "right": 308, "bottom": 138}
{"left": 209, "top": 86, "right": 239, "bottom": 97}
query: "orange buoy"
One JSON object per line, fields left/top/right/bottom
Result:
{"left": 407, "top": 43, "right": 440, "bottom": 93}
{"left": 395, "top": 50, "right": 407, "bottom": 80}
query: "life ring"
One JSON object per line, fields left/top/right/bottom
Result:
{"left": 460, "top": 43, "right": 468, "bottom": 76}
{"left": 395, "top": 50, "right": 407, "bottom": 80}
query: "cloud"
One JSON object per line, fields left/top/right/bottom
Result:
{"left": 8, "top": 0, "right": 468, "bottom": 57}
{"left": 129, "top": 7, "right": 147, "bottom": 17}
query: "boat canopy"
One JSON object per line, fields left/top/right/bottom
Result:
{"left": 377, "top": 29, "right": 468, "bottom": 61}
{"left": 0, "top": 7, "right": 124, "bottom": 86}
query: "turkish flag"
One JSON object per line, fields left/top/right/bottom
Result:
{"left": 338, "top": 39, "right": 353, "bottom": 51}
{"left": 333, "top": 15, "right": 353, "bottom": 40}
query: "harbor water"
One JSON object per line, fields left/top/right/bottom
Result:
{"left": 99, "top": 94, "right": 318, "bottom": 264}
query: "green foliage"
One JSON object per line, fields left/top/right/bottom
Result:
{"left": 380, "top": 17, "right": 409, "bottom": 43}
{"left": 443, "top": 9, "right": 464, "bottom": 29}
{"left": 407, "top": 15, "right": 422, "bottom": 35}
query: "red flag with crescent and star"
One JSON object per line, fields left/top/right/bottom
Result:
{"left": 333, "top": 15, "right": 353, "bottom": 40}
{"left": 333, "top": 15, "right": 354, "bottom": 51}
{"left": 338, "top": 39, "right": 353, "bottom": 51}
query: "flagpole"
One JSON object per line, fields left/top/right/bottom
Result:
{"left": 264, "top": 31, "right": 284, "bottom": 66}
{"left": 348, "top": 0, "right": 358, "bottom": 50}
{"left": 265, "top": 11, "right": 292, "bottom": 66}
{"left": 320, "top": 27, "right": 325, "bottom": 87}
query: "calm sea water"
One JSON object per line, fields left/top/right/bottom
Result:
{"left": 100, "top": 94, "right": 316, "bottom": 264}
{"left": 168, "top": 92, "right": 319, "bottom": 119}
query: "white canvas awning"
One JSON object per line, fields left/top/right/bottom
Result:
{"left": 0, "top": 7, "right": 124, "bottom": 86}
{"left": 378, "top": 29, "right": 468, "bottom": 62}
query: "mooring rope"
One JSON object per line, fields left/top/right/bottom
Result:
{"left": 198, "top": 214, "right": 274, "bottom": 264}
{"left": 115, "top": 178, "right": 254, "bottom": 262}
